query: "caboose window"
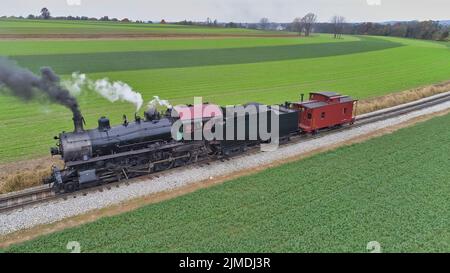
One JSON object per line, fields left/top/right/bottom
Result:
{"left": 307, "top": 113, "right": 312, "bottom": 119}
{"left": 343, "top": 108, "right": 347, "bottom": 114}
{"left": 321, "top": 112, "right": 325, "bottom": 119}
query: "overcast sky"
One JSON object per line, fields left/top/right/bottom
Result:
{"left": 2, "top": 0, "right": 449, "bottom": 23}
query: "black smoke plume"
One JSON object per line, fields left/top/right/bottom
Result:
{"left": 0, "top": 57, "right": 83, "bottom": 131}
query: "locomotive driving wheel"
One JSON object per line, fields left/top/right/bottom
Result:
{"left": 64, "top": 181, "right": 78, "bottom": 193}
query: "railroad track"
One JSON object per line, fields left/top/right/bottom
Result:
{"left": 1, "top": 91, "right": 450, "bottom": 214}
{"left": 356, "top": 91, "right": 450, "bottom": 125}
{"left": 0, "top": 184, "right": 54, "bottom": 213}
{"left": 0, "top": 158, "right": 216, "bottom": 214}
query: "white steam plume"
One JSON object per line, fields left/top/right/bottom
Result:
{"left": 93, "top": 79, "right": 143, "bottom": 111}
{"left": 63, "top": 72, "right": 143, "bottom": 111}
{"left": 148, "top": 96, "right": 172, "bottom": 109}
{"left": 65, "top": 72, "right": 86, "bottom": 96}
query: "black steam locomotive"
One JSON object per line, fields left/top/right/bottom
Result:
{"left": 47, "top": 103, "right": 299, "bottom": 193}
{"left": 47, "top": 92, "right": 357, "bottom": 193}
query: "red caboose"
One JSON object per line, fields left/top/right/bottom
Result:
{"left": 289, "top": 92, "right": 357, "bottom": 133}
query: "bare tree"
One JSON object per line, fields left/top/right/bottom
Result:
{"left": 302, "top": 13, "right": 317, "bottom": 36}
{"left": 331, "top": 15, "right": 345, "bottom": 38}
{"left": 291, "top": 17, "right": 304, "bottom": 36}
{"left": 40, "top": 7, "right": 51, "bottom": 19}
{"left": 259, "top": 18, "right": 270, "bottom": 30}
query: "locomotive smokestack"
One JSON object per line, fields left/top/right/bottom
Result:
{"left": 73, "top": 112, "right": 85, "bottom": 133}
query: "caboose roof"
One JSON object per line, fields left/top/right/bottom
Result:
{"left": 339, "top": 96, "right": 355, "bottom": 103}
{"left": 300, "top": 101, "right": 328, "bottom": 109}
{"left": 311, "top": 91, "right": 341, "bottom": 98}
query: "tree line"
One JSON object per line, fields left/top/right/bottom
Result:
{"left": 315, "top": 20, "right": 449, "bottom": 41}
{"left": 5, "top": 7, "right": 450, "bottom": 41}
{"left": 15, "top": 8, "right": 150, "bottom": 23}
{"left": 283, "top": 12, "right": 449, "bottom": 41}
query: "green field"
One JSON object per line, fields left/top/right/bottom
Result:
{"left": 4, "top": 112, "right": 450, "bottom": 253}
{"left": 0, "top": 19, "right": 291, "bottom": 36}
{"left": 0, "top": 24, "right": 449, "bottom": 162}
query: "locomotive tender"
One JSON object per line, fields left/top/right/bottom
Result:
{"left": 47, "top": 92, "right": 357, "bottom": 193}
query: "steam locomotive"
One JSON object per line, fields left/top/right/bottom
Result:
{"left": 47, "top": 92, "right": 357, "bottom": 193}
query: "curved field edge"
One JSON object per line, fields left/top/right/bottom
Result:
{"left": 7, "top": 36, "right": 401, "bottom": 74}
{"left": 2, "top": 112, "right": 449, "bottom": 253}
{"left": 0, "top": 35, "right": 359, "bottom": 56}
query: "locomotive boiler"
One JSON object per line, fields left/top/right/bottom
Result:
{"left": 51, "top": 109, "right": 173, "bottom": 162}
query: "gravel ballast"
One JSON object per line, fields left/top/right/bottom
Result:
{"left": 1, "top": 100, "right": 450, "bottom": 236}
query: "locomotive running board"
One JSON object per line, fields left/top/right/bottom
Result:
{"left": 65, "top": 142, "right": 185, "bottom": 168}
